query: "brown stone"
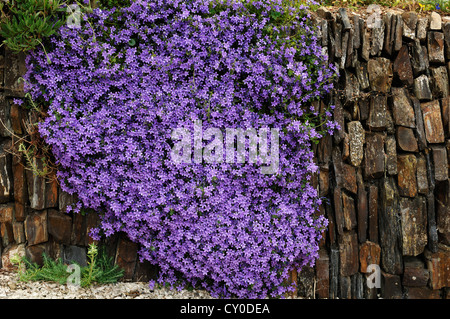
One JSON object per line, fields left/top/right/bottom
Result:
{"left": 405, "top": 287, "right": 441, "bottom": 299}
{"left": 367, "top": 58, "right": 393, "bottom": 93}
{"left": 9, "top": 103, "right": 23, "bottom": 135}
{"left": 47, "top": 209, "right": 72, "bottom": 245}
{"left": 115, "top": 234, "right": 138, "bottom": 281}
{"left": 431, "top": 66, "right": 449, "bottom": 98}
{"left": 379, "top": 177, "right": 403, "bottom": 275}
{"left": 414, "top": 75, "right": 433, "bottom": 101}
{"left": 428, "top": 31, "right": 445, "bottom": 64}
{"left": 421, "top": 100, "right": 445, "bottom": 143}
{"left": 416, "top": 154, "right": 429, "bottom": 195}
{"left": 332, "top": 147, "right": 357, "bottom": 195}
{"left": 364, "top": 133, "right": 385, "bottom": 179}
{"left": 347, "top": 121, "right": 365, "bottom": 167}
{"left": 13, "top": 221, "right": 25, "bottom": 243}
{"left": 403, "top": 257, "right": 430, "bottom": 287}
{"left": 385, "top": 135, "right": 398, "bottom": 175}
{"left": 0, "top": 140, "right": 13, "bottom": 203}
{"left": 1, "top": 243, "right": 26, "bottom": 271}
{"left": 396, "top": 126, "right": 419, "bottom": 152}
{"left": 0, "top": 204, "right": 14, "bottom": 246}
{"left": 333, "top": 98, "right": 345, "bottom": 144}
{"left": 393, "top": 46, "right": 414, "bottom": 86}
{"left": 24, "top": 210, "right": 48, "bottom": 246}
{"left": 359, "top": 241, "right": 381, "bottom": 273}
{"left": 400, "top": 197, "right": 427, "bottom": 256}
{"left": 436, "top": 181, "right": 450, "bottom": 245}
{"left": 339, "top": 231, "right": 359, "bottom": 277}
{"left": 12, "top": 155, "right": 27, "bottom": 206}
{"left": 59, "top": 190, "right": 76, "bottom": 213}
{"left": 381, "top": 272, "right": 402, "bottom": 299}
{"left": 4, "top": 49, "right": 26, "bottom": 97}
{"left": 411, "top": 96, "right": 428, "bottom": 150}
{"left": 431, "top": 146, "right": 448, "bottom": 181}
{"left": 357, "top": 182, "right": 368, "bottom": 243}
{"left": 397, "top": 154, "right": 418, "bottom": 198}
{"left": 342, "top": 192, "right": 356, "bottom": 231}
{"left": 368, "top": 94, "right": 388, "bottom": 131}
{"left": 318, "top": 166, "right": 329, "bottom": 197}
{"left": 425, "top": 245, "right": 450, "bottom": 290}
{"left": 391, "top": 87, "right": 416, "bottom": 128}
{"left": 444, "top": 22, "right": 450, "bottom": 59}
{"left": 443, "top": 96, "right": 450, "bottom": 137}
{"left": 368, "top": 185, "right": 379, "bottom": 243}
{"left": 315, "top": 249, "right": 330, "bottom": 299}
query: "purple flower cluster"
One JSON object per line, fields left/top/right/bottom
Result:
{"left": 23, "top": 0, "right": 336, "bottom": 298}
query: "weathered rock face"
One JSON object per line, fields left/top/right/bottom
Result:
{"left": 367, "top": 58, "right": 393, "bottom": 93}
{"left": 311, "top": 7, "right": 450, "bottom": 300}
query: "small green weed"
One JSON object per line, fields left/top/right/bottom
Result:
{"left": 11, "top": 243, "right": 124, "bottom": 288}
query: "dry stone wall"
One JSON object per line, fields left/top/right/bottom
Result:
{"left": 310, "top": 7, "right": 450, "bottom": 299}
{"left": 0, "top": 7, "right": 448, "bottom": 299}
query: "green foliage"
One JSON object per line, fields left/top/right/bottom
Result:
{"left": 12, "top": 244, "right": 124, "bottom": 288}
{"left": 418, "top": 0, "right": 450, "bottom": 12}
{"left": 0, "top": 0, "right": 67, "bottom": 53}
{"left": 98, "top": 0, "right": 131, "bottom": 9}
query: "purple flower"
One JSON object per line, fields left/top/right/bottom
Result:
{"left": 24, "top": 0, "right": 337, "bottom": 299}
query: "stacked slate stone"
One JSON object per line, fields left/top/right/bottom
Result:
{"left": 311, "top": 8, "right": 450, "bottom": 299}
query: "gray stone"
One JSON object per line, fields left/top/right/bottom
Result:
{"left": 394, "top": 14, "right": 403, "bottom": 51}
{"left": 63, "top": 245, "right": 87, "bottom": 267}
{"left": 411, "top": 96, "right": 428, "bottom": 150}
{"left": 416, "top": 17, "right": 429, "bottom": 41}
{"left": 385, "top": 135, "right": 398, "bottom": 175}
{"left": 368, "top": 94, "right": 388, "bottom": 131}
{"left": 355, "top": 60, "right": 370, "bottom": 90}
{"left": 371, "top": 22, "right": 385, "bottom": 56}
{"left": 414, "top": 75, "right": 433, "bottom": 101}
{"left": 361, "top": 27, "right": 371, "bottom": 61}
{"left": 416, "top": 154, "right": 429, "bottom": 195}
{"left": 430, "top": 12, "right": 442, "bottom": 30}
{"left": 0, "top": 140, "right": 13, "bottom": 203}
{"left": 427, "top": 31, "right": 445, "bottom": 64}
{"left": 347, "top": 121, "right": 365, "bottom": 167}
{"left": 411, "top": 39, "right": 427, "bottom": 76}
{"left": 430, "top": 66, "right": 449, "bottom": 98}
{"left": 402, "top": 11, "right": 418, "bottom": 40}
{"left": 338, "top": 8, "right": 352, "bottom": 31}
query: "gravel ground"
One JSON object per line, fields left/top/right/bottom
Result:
{"left": 0, "top": 269, "right": 214, "bottom": 299}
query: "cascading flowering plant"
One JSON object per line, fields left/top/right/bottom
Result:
{"left": 21, "top": 0, "right": 338, "bottom": 298}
